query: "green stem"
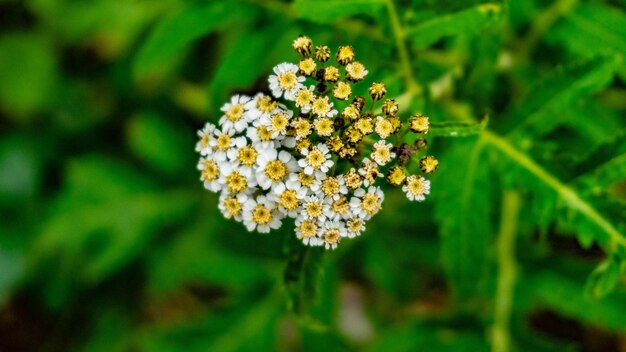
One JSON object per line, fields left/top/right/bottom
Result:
{"left": 482, "top": 130, "right": 626, "bottom": 248}
{"left": 385, "top": 0, "right": 422, "bottom": 97}
{"left": 491, "top": 190, "right": 521, "bottom": 352}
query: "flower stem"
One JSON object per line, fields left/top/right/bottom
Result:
{"left": 491, "top": 190, "right": 521, "bottom": 352}
{"left": 385, "top": 0, "right": 422, "bottom": 97}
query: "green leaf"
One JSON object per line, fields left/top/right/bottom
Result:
{"left": 584, "top": 257, "right": 622, "bottom": 299}
{"left": 435, "top": 138, "right": 494, "bottom": 299}
{"left": 293, "top": 0, "right": 385, "bottom": 23}
{"left": 407, "top": 3, "right": 505, "bottom": 49}
{"left": 127, "top": 112, "right": 192, "bottom": 174}
{"left": 133, "top": 2, "right": 253, "bottom": 77}
{"left": 503, "top": 56, "right": 617, "bottom": 136}
{"left": 428, "top": 117, "right": 488, "bottom": 137}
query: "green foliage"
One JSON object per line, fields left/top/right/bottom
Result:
{"left": 1, "top": 0, "right": 626, "bottom": 351}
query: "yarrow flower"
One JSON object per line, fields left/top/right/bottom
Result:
{"left": 195, "top": 35, "right": 439, "bottom": 250}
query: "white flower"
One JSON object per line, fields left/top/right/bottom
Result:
{"left": 260, "top": 109, "right": 293, "bottom": 139}
{"left": 218, "top": 161, "right": 257, "bottom": 194}
{"left": 242, "top": 195, "right": 283, "bottom": 233}
{"left": 246, "top": 93, "right": 280, "bottom": 123}
{"left": 247, "top": 126, "right": 281, "bottom": 150}
{"left": 256, "top": 149, "right": 299, "bottom": 191}
{"left": 403, "top": 175, "right": 431, "bottom": 201}
{"left": 320, "top": 220, "right": 347, "bottom": 250}
{"left": 209, "top": 128, "right": 238, "bottom": 161}
{"left": 226, "top": 140, "right": 262, "bottom": 173}
{"left": 298, "top": 143, "right": 334, "bottom": 175}
{"left": 298, "top": 194, "right": 331, "bottom": 223}
{"left": 294, "top": 86, "right": 315, "bottom": 113}
{"left": 358, "top": 158, "right": 382, "bottom": 186}
{"left": 268, "top": 62, "right": 305, "bottom": 100}
{"left": 294, "top": 169, "right": 324, "bottom": 194}
{"left": 344, "top": 217, "right": 366, "bottom": 238}
{"left": 328, "top": 195, "right": 351, "bottom": 221}
{"left": 218, "top": 192, "right": 249, "bottom": 221}
{"left": 319, "top": 174, "right": 348, "bottom": 200}
{"left": 295, "top": 218, "right": 323, "bottom": 246}
{"left": 371, "top": 140, "right": 396, "bottom": 166}
{"left": 198, "top": 157, "right": 221, "bottom": 192}
{"left": 310, "top": 96, "right": 338, "bottom": 118}
{"left": 219, "top": 95, "right": 252, "bottom": 133}
{"left": 350, "top": 186, "right": 384, "bottom": 219}
{"left": 196, "top": 122, "right": 216, "bottom": 156}
{"left": 268, "top": 178, "right": 307, "bottom": 217}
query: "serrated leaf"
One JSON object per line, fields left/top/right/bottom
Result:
{"left": 133, "top": 2, "right": 253, "bottom": 77}
{"left": 407, "top": 3, "right": 504, "bottom": 49}
{"left": 293, "top": 0, "right": 385, "bottom": 23}
{"left": 503, "top": 57, "right": 617, "bottom": 136}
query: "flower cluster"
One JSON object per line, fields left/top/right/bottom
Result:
{"left": 196, "top": 36, "right": 438, "bottom": 249}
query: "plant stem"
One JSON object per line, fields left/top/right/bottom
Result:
{"left": 385, "top": 0, "right": 423, "bottom": 97}
{"left": 491, "top": 190, "right": 521, "bottom": 352}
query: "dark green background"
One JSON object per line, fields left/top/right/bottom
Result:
{"left": 1, "top": 0, "right": 626, "bottom": 351}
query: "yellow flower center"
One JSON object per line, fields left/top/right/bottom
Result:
{"left": 293, "top": 119, "right": 311, "bottom": 139}
{"left": 355, "top": 118, "right": 373, "bottom": 134}
{"left": 270, "top": 112, "right": 289, "bottom": 134}
{"left": 332, "top": 196, "right": 349, "bottom": 215}
{"left": 258, "top": 126, "right": 273, "bottom": 141}
{"left": 200, "top": 133, "right": 210, "bottom": 148}
{"left": 324, "top": 228, "right": 341, "bottom": 245}
{"left": 298, "top": 171, "right": 315, "bottom": 187}
{"left": 237, "top": 146, "right": 258, "bottom": 166}
{"left": 347, "top": 218, "right": 363, "bottom": 233}
{"left": 407, "top": 176, "right": 426, "bottom": 195}
{"left": 361, "top": 193, "right": 381, "bottom": 214}
{"left": 297, "top": 220, "right": 318, "bottom": 239}
{"left": 333, "top": 82, "right": 352, "bottom": 100}
{"left": 264, "top": 160, "right": 288, "bottom": 182}
{"left": 216, "top": 134, "right": 231, "bottom": 151}
{"left": 344, "top": 171, "right": 362, "bottom": 189}
{"left": 201, "top": 160, "right": 219, "bottom": 182}
{"left": 299, "top": 58, "right": 316, "bottom": 75}
{"left": 311, "top": 97, "right": 331, "bottom": 117}
{"left": 373, "top": 147, "right": 392, "bottom": 164}
{"left": 279, "top": 189, "right": 299, "bottom": 211}
{"left": 252, "top": 205, "right": 273, "bottom": 225}
{"left": 314, "top": 118, "right": 334, "bottom": 136}
{"left": 257, "top": 96, "right": 278, "bottom": 113}
{"left": 306, "top": 149, "right": 326, "bottom": 168}
{"left": 321, "top": 177, "right": 340, "bottom": 197}
{"left": 222, "top": 197, "right": 242, "bottom": 218}
{"left": 375, "top": 118, "right": 394, "bottom": 139}
{"left": 346, "top": 62, "right": 366, "bottom": 80}
{"left": 342, "top": 105, "right": 360, "bottom": 121}
{"left": 324, "top": 66, "right": 340, "bottom": 81}
{"left": 226, "top": 104, "right": 244, "bottom": 122}
{"left": 278, "top": 71, "right": 298, "bottom": 90}
{"left": 305, "top": 201, "right": 323, "bottom": 218}
{"left": 295, "top": 89, "right": 313, "bottom": 108}
{"left": 225, "top": 171, "right": 247, "bottom": 193}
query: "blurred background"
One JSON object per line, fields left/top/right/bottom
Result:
{"left": 1, "top": 0, "right": 626, "bottom": 351}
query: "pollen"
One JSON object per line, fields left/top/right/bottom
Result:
{"left": 278, "top": 71, "right": 298, "bottom": 90}
{"left": 270, "top": 112, "right": 289, "bottom": 134}
{"left": 237, "top": 146, "right": 258, "bottom": 166}
{"left": 297, "top": 220, "right": 318, "bottom": 239}
{"left": 226, "top": 103, "right": 245, "bottom": 122}
{"left": 256, "top": 95, "right": 277, "bottom": 113}
{"left": 306, "top": 148, "right": 326, "bottom": 168}
{"left": 298, "top": 170, "right": 315, "bottom": 187}
{"left": 201, "top": 160, "right": 219, "bottom": 182}
{"left": 216, "top": 134, "right": 231, "bottom": 151}
{"left": 321, "top": 176, "right": 340, "bottom": 197}
{"left": 332, "top": 196, "right": 350, "bottom": 215}
{"left": 361, "top": 193, "right": 381, "bottom": 215}
{"left": 264, "top": 160, "right": 288, "bottom": 182}
{"left": 222, "top": 197, "right": 242, "bottom": 219}
{"left": 314, "top": 117, "right": 334, "bottom": 136}
{"left": 257, "top": 126, "right": 273, "bottom": 141}
{"left": 324, "top": 66, "right": 340, "bottom": 82}
{"left": 344, "top": 169, "right": 362, "bottom": 189}
{"left": 293, "top": 118, "right": 312, "bottom": 139}
{"left": 305, "top": 200, "right": 323, "bottom": 218}
{"left": 279, "top": 189, "right": 300, "bottom": 211}
{"left": 252, "top": 204, "right": 273, "bottom": 225}
{"left": 225, "top": 171, "right": 248, "bottom": 193}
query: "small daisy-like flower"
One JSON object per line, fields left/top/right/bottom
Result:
{"left": 346, "top": 61, "right": 368, "bottom": 81}
{"left": 420, "top": 156, "right": 439, "bottom": 174}
{"left": 196, "top": 122, "right": 216, "bottom": 156}
{"left": 326, "top": 135, "right": 344, "bottom": 153}
{"left": 386, "top": 165, "right": 406, "bottom": 186}
{"left": 198, "top": 157, "right": 222, "bottom": 192}
{"left": 296, "top": 169, "right": 323, "bottom": 193}
{"left": 300, "top": 195, "right": 330, "bottom": 223}
{"left": 299, "top": 58, "right": 316, "bottom": 76}
{"left": 294, "top": 86, "right": 315, "bottom": 113}
{"left": 256, "top": 149, "right": 299, "bottom": 190}
{"left": 219, "top": 95, "right": 251, "bottom": 132}
{"left": 350, "top": 186, "right": 384, "bottom": 219}
{"left": 381, "top": 99, "right": 399, "bottom": 116}
{"left": 311, "top": 96, "right": 338, "bottom": 118}
{"left": 293, "top": 35, "right": 312, "bottom": 57}
{"left": 291, "top": 116, "right": 312, "bottom": 140}
{"left": 313, "top": 117, "right": 335, "bottom": 137}
{"left": 315, "top": 45, "right": 331, "bottom": 62}
{"left": 295, "top": 218, "right": 322, "bottom": 246}
{"left": 403, "top": 175, "right": 431, "bottom": 201}
{"left": 369, "top": 82, "right": 386, "bottom": 101}
{"left": 344, "top": 168, "right": 363, "bottom": 190}
{"left": 294, "top": 138, "right": 311, "bottom": 154}
{"left": 247, "top": 126, "right": 279, "bottom": 150}
{"left": 354, "top": 117, "right": 374, "bottom": 135}
{"left": 345, "top": 217, "right": 366, "bottom": 238}
{"left": 324, "top": 66, "right": 340, "bottom": 82}
{"left": 338, "top": 146, "right": 358, "bottom": 159}
{"left": 320, "top": 175, "right": 348, "bottom": 200}
{"left": 409, "top": 114, "right": 429, "bottom": 134}
{"left": 358, "top": 158, "right": 382, "bottom": 186}
{"left": 243, "top": 195, "right": 282, "bottom": 233}
{"left": 209, "top": 128, "right": 238, "bottom": 161}
{"left": 329, "top": 195, "right": 351, "bottom": 220}
{"left": 270, "top": 179, "right": 307, "bottom": 217}
{"left": 298, "top": 143, "right": 334, "bottom": 175}
{"left": 263, "top": 110, "right": 292, "bottom": 138}
{"left": 321, "top": 221, "right": 346, "bottom": 250}
{"left": 269, "top": 63, "right": 305, "bottom": 100}
{"left": 246, "top": 94, "right": 279, "bottom": 122}
{"left": 342, "top": 104, "right": 361, "bottom": 121}
{"left": 219, "top": 162, "right": 256, "bottom": 194}
{"left": 333, "top": 81, "right": 352, "bottom": 100}
{"left": 336, "top": 46, "right": 355, "bottom": 65}
{"left": 218, "top": 192, "right": 249, "bottom": 221}
{"left": 374, "top": 116, "right": 395, "bottom": 139}
{"left": 344, "top": 126, "right": 363, "bottom": 145}
{"left": 371, "top": 140, "right": 396, "bottom": 166}
{"left": 227, "top": 143, "right": 259, "bottom": 169}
